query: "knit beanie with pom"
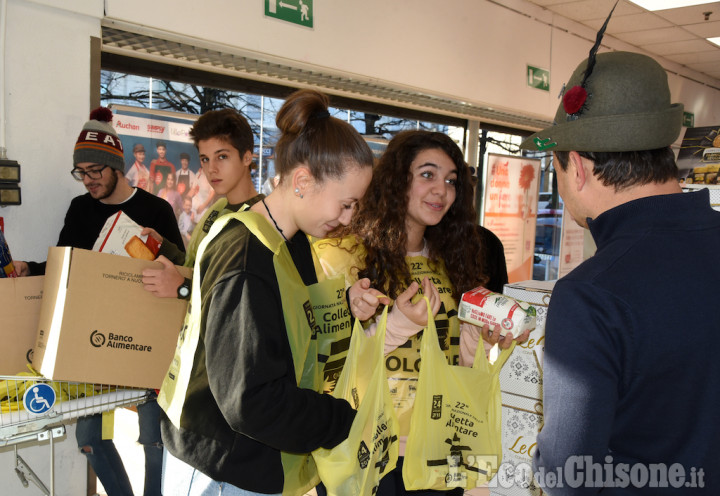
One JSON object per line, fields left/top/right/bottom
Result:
{"left": 73, "top": 107, "right": 125, "bottom": 172}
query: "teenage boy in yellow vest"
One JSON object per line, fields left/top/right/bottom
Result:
{"left": 141, "top": 108, "right": 262, "bottom": 299}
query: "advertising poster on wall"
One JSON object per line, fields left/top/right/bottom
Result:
{"left": 557, "top": 207, "right": 586, "bottom": 279}
{"left": 109, "top": 105, "right": 202, "bottom": 247}
{"left": 676, "top": 125, "right": 720, "bottom": 212}
{"left": 482, "top": 154, "right": 541, "bottom": 283}
{"left": 677, "top": 125, "right": 720, "bottom": 184}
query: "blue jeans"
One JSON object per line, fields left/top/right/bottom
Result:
{"left": 162, "top": 450, "right": 279, "bottom": 496}
{"left": 76, "top": 395, "right": 163, "bottom": 496}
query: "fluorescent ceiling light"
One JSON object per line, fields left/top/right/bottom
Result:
{"left": 709, "top": 37, "right": 720, "bottom": 47}
{"left": 630, "top": 0, "right": 717, "bottom": 10}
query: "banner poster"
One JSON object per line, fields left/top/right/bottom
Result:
{"left": 482, "top": 154, "right": 541, "bottom": 283}
{"left": 557, "top": 206, "right": 588, "bottom": 279}
{"left": 676, "top": 125, "right": 720, "bottom": 184}
{"left": 109, "top": 105, "right": 201, "bottom": 246}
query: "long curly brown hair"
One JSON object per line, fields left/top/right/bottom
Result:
{"left": 335, "top": 130, "right": 487, "bottom": 301}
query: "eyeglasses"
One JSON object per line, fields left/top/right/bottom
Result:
{"left": 71, "top": 165, "right": 109, "bottom": 181}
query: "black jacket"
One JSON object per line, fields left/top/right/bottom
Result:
{"left": 27, "top": 188, "right": 184, "bottom": 275}
{"left": 161, "top": 219, "right": 355, "bottom": 493}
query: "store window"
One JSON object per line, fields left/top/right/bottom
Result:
{"left": 101, "top": 69, "right": 564, "bottom": 280}
{"left": 474, "top": 130, "right": 562, "bottom": 281}
{"left": 100, "top": 70, "right": 461, "bottom": 194}
{"left": 523, "top": 150, "right": 561, "bottom": 280}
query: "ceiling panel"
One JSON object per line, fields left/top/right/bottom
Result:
{"left": 683, "top": 20, "right": 720, "bottom": 37}
{"left": 523, "top": 0, "right": 720, "bottom": 88}
{"left": 526, "top": 0, "right": 577, "bottom": 6}
{"left": 652, "top": 3, "right": 720, "bottom": 25}
{"left": 615, "top": 26, "right": 694, "bottom": 45}
{"left": 587, "top": 12, "right": 673, "bottom": 32}
{"left": 642, "top": 38, "right": 718, "bottom": 55}
{"left": 664, "top": 49, "right": 720, "bottom": 64}
{"left": 546, "top": 0, "right": 642, "bottom": 21}
{"left": 687, "top": 60, "right": 720, "bottom": 71}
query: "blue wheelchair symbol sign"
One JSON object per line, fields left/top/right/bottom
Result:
{"left": 23, "top": 383, "right": 56, "bottom": 415}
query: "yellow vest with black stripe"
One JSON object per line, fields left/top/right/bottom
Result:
{"left": 159, "top": 209, "right": 352, "bottom": 495}
{"left": 313, "top": 236, "right": 459, "bottom": 436}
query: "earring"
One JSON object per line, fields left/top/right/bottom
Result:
{"left": 295, "top": 188, "right": 303, "bottom": 199}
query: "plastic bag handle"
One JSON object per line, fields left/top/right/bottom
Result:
{"left": 418, "top": 296, "right": 447, "bottom": 364}
{"left": 375, "top": 303, "right": 390, "bottom": 358}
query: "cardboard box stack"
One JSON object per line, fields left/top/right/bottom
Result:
{"left": 489, "top": 279, "right": 555, "bottom": 496}
{"left": 32, "top": 247, "right": 191, "bottom": 389}
{"left": 0, "top": 276, "right": 44, "bottom": 375}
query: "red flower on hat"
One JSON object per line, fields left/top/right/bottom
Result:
{"left": 563, "top": 85, "right": 587, "bottom": 115}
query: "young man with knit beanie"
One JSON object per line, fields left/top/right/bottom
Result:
{"left": 14, "top": 108, "right": 184, "bottom": 276}
{"left": 521, "top": 52, "right": 719, "bottom": 493}
{"left": 13, "top": 107, "right": 184, "bottom": 496}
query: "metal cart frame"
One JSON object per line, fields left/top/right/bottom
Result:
{"left": 1, "top": 375, "right": 152, "bottom": 496}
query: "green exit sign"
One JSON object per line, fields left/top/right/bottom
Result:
{"left": 265, "top": 0, "right": 313, "bottom": 28}
{"left": 527, "top": 65, "right": 550, "bottom": 92}
{"left": 683, "top": 112, "right": 694, "bottom": 128}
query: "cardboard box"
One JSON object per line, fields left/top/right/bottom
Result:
{"left": 489, "top": 393, "right": 544, "bottom": 496}
{"left": 0, "top": 276, "right": 44, "bottom": 375}
{"left": 499, "top": 280, "right": 555, "bottom": 400}
{"left": 33, "top": 247, "right": 191, "bottom": 388}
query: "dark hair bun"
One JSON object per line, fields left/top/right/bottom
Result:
{"left": 276, "top": 89, "right": 330, "bottom": 136}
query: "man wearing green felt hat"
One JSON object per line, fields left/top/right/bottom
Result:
{"left": 523, "top": 51, "right": 720, "bottom": 494}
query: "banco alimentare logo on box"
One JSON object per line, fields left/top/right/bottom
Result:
{"left": 89, "top": 330, "right": 153, "bottom": 352}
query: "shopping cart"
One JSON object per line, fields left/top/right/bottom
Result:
{"left": 0, "top": 374, "right": 151, "bottom": 496}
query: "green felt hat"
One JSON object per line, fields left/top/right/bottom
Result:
{"left": 521, "top": 51, "right": 683, "bottom": 153}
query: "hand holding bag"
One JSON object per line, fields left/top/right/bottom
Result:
{"left": 312, "top": 305, "right": 399, "bottom": 496}
{"left": 403, "top": 297, "right": 515, "bottom": 491}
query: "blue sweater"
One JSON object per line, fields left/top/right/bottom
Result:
{"left": 534, "top": 189, "right": 720, "bottom": 495}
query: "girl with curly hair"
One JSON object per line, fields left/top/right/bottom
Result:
{"left": 315, "top": 129, "right": 527, "bottom": 495}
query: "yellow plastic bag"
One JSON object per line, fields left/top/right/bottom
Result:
{"left": 0, "top": 364, "right": 111, "bottom": 413}
{"left": 281, "top": 452, "right": 320, "bottom": 496}
{"left": 403, "top": 297, "right": 514, "bottom": 491}
{"left": 312, "top": 305, "right": 399, "bottom": 496}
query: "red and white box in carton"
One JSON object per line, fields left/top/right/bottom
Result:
{"left": 458, "top": 286, "right": 537, "bottom": 337}
{"left": 498, "top": 280, "right": 556, "bottom": 400}
{"left": 489, "top": 392, "right": 545, "bottom": 496}
{"left": 92, "top": 211, "right": 160, "bottom": 259}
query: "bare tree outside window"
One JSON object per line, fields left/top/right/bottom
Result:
{"left": 100, "top": 70, "right": 459, "bottom": 193}
{"left": 101, "top": 71, "right": 450, "bottom": 141}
